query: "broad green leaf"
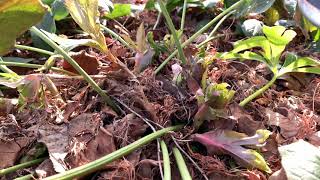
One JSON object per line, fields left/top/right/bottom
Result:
{"left": 279, "top": 140, "right": 320, "bottom": 180}
{"left": 264, "top": 7, "right": 280, "bottom": 25}
{"left": 42, "top": 0, "right": 54, "bottom": 5}
{"left": 262, "top": 25, "right": 296, "bottom": 46}
{"left": 232, "top": 36, "right": 272, "bottom": 61}
{"left": 104, "top": 4, "right": 131, "bottom": 19}
{"left": 291, "top": 67, "right": 320, "bottom": 75}
{"left": 31, "top": 10, "right": 56, "bottom": 51}
{"left": 193, "top": 129, "right": 272, "bottom": 173}
{"left": 282, "top": 52, "right": 298, "bottom": 67}
{"left": 42, "top": 30, "right": 100, "bottom": 51}
{"left": 0, "top": 0, "right": 47, "bottom": 55}
{"left": 283, "top": 57, "right": 320, "bottom": 70}
{"left": 218, "top": 51, "right": 267, "bottom": 64}
{"left": 65, "top": 0, "right": 108, "bottom": 52}
{"left": 52, "top": 0, "right": 69, "bottom": 21}
{"left": 232, "top": 0, "right": 275, "bottom": 17}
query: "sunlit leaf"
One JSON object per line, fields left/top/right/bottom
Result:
{"left": 65, "top": 0, "right": 108, "bottom": 52}
{"left": 283, "top": 57, "right": 320, "bottom": 70}
{"left": 104, "top": 4, "right": 131, "bottom": 19}
{"left": 43, "top": 30, "right": 100, "bottom": 51}
{"left": 263, "top": 25, "right": 296, "bottom": 46}
{"left": 232, "top": 36, "right": 272, "bottom": 61}
{"left": 0, "top": 0, "right": 47, "bottom": 55}
{"left": 282, "top": 52, "right": 298, "bottom": 67}
{"left": 279, "top": 140, "right": 320, "bottom": 180}
{"left": 291, "top": 67, "right": 320, "bottom": 74}
{"left": 193, "top": 129, "right": 272, "bottom": 173}
{"left": 218, "top": 51, "right": 266, "bottom": 64}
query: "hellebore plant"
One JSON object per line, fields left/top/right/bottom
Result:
{"left": 216, "top": 25, "right": 320, "bottom": 106}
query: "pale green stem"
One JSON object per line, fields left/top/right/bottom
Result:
{"left": 0, "top": 61, "right": 77, "bottom": 76}
{"left": 155, "top": 0, "right": 246, "bottom": 74}
{"left": 160, "top": 140, "right": 171, "bottom": 180}
{"left": 208, "top": 10, "right": 234, "bottom": 38}
{"left": 0, "top": 57, "right": 15, "bottom": 74}
{"left": 100, "top": 25, "right": 131, "bottom": 49}
{"left": 239, "top": 74, "right": 278, "bottom": 107}
{"left": 43, "top": 125, "right": 182, "bottom": 180}
{"left": 153, "top": 13, "right": 162, "bottom": 30}
{"left": 173, "top": 147, "right": 192, "bottom": 180}
{"left": 0, "top": 158, "right": 46, "bottom": 176}
{"left": 180, "top": 0, "right": 188, "bottom": 31}
{"left": 158, "top": 0, "right": 187, "bottom": 64}
{"left": 14, "top": 174, "right": 34, "bottom": 180}
{"left": 15, "top": 45, "right": 54, "bottom": 56}
{"left": 29, "top": 26, "right": 120, "bottom": 114}
{"left": 196, "top": 34, "right": 226, "bottom": 48}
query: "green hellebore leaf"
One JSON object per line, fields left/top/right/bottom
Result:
{"left": 232, "top": 36, "right": 272, "bottom": 61}
{"left": 279, "top": 140, "right": 320, "bottom": 180}
{"left": 218, "top": 51, "right": 266, "bottom": 64}
{"left": 31, "top": 10, "right": 56, "bottom": 51}
{"left": 104, "top": 4, "right": 131, "bottom": 19}
{"left": 193, "top": 129, "right": 272, "bottom": 173}
{"left": 0, "top": 0, "right": 47, "bottom": 55}
{"left": 42, "top": 30, "right": 100, "bottom": 52}
{"left": 65, "top": 0, "right": 108, "bottom": 52}
{"left": 230, "top": 0, "right": 275, "bottom": 17}
{"left": 52, "top": 0, "right": 69, "bottom": 21}
{"left": 262, "top": 25, "right": 296, "bottom": 46}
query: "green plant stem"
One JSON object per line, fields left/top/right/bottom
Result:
{"left": 100, "top": 25, "right": 131, "bottom": 49}
{"left": 196, "top": 34, "right": 226, "bottom": 48}
{"left": 29, "top": 26, "right": 120, "bottom": 114}
{"left": 0, "top": 158, "right": 46, "bottom": 176}
{"left": 158, "top": 0, "right": 187, "bottom": 64}
{"left": 239, "top": 74, "right": 278, "bottom": 107}
{"left": 14, "top": 174, "right": 34, "bottom": 180}
{"left": 0, "top": 57, "right": 15, "bottom": 74}
{"left": 155, "top": 0, "right": 246, "bottom": 74}
{"left": 15, "top": 45, "right": 54, "bottom": 56}
{"left": 43, "top": 125, "right": 182, "bottom": 180}
{"left": 173, "top": 147, "right": 192, "bottom": 180}
{"left": 208, "top": 10, "right": 234, "bottom": 37}
{"left": 0, "top": 61, "right": 77, "bottom": 76}
{"left": 180, "top": 0, "right": 188, "bottom": 31}
{"left": 160, "top": 140, "right": 171, "bottom": 180}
